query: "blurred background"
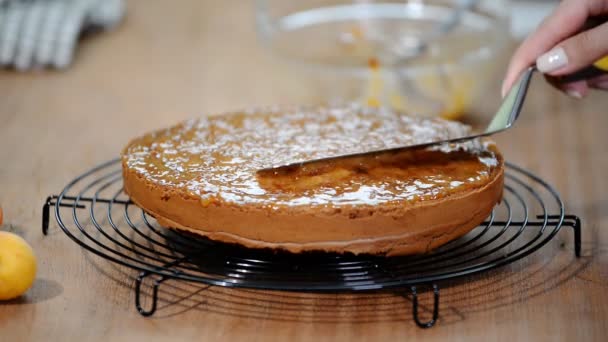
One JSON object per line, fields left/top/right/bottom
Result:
{"left": 0, "top": 0, "right": 561, "bottom": 137}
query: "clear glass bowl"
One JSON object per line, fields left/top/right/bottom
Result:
{"left": 255, "top": 0, "right": 511, "bottom": 119}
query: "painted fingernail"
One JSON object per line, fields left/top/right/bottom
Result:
{"left": 536, "top": 47, "right": 568, "bottom": 73}
{"left": 565, "top": 89, "right": 583, "bottom": 99}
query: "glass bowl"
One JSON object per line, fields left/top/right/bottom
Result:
{"left": 255, "top": 0, "right": 511, "bottom": 119}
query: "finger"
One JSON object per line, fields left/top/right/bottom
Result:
{"left": 501, "top": 0, "right": 607, "bottom": 96}
{"left": 544, "top": 73, "right": 591, "bottom": 98}
{"left": 588, "top": 74, "right": 608, "bottom": 89}
{"left": 536, "top": 22, "right": 608, "bottom": 76}
{"left": 556, "top": 80, "right": 590, "bottom": 99}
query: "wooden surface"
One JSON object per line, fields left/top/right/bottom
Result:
{"left": 1, "top": 1, "right": 607, "bottom": 341}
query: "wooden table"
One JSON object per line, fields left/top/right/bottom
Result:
{"left": 1, "top": 1, "right": 607, "bottom": 340}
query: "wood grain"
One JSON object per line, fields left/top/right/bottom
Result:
{"left": 1, "top": 1, "right": 607, "bottom": 341}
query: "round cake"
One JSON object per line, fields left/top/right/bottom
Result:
{"left": 121, "top": 106, "right": 504, "bottom": 256}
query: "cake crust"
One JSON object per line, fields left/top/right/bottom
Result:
{"left": 121, "top": 106, "right": 504, "bottom": 256}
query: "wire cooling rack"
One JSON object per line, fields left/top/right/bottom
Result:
{"left": 42, "top": 158, "right": 581, "bottom": 328}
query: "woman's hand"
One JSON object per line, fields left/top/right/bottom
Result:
{"left": 502, "top": 0, "right": 608, "bottom": 98}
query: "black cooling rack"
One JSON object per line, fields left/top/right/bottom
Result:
{"left": 42, "top": 158, "right": 581, "bottom": 328}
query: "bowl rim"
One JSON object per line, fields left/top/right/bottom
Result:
{"left": 255, "top": 1, "right": 511, "bottom": 77}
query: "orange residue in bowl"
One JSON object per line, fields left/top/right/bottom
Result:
{"left": 365, "top": 57, "right": 382, "bottom": 108}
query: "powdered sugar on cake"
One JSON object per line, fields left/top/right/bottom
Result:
{"left": 122, "top": 105, "right": 499, "bottom": 207}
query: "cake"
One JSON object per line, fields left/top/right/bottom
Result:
{"left": 121, "top": 106, "right": 504, "bottom": 256}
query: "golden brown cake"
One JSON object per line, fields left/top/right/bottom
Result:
{"left": 121, "top": 106, "right": 504, "bottom": 256}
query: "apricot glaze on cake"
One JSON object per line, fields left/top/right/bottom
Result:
{"left": 121, "top": 106, "right": 504, "bottom": 256}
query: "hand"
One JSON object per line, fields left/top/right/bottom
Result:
{"left": 502, "top": 0, "right": 608, "bottom": 99}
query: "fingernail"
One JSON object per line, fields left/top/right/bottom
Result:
{"left": 566, "top": 89, "right": 583, "bottom": 99}
{"left": 536, "top": 47, "right": 568, "bottom": 73}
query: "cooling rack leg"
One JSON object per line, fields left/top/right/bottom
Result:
{"left": 568, "top": 215, "right": 582, "bottom": 258}
{"left": 41, "top": 194, "right": 88, "bottom": 236}
{"left": 42, "top": 196, "right": 56, "bottom": 235}
{"left": 410, "top": 284, "right": 439, "bottom": 328}
{"left": 42, "top": 201, "right": 50, "bottom": 236}
{"left": 135, "top": 271, "right": 167, "bottom": 317}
